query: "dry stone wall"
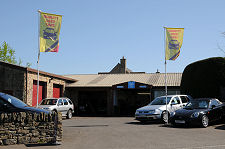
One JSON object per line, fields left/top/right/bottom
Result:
{"left": 0, "top": 112, "right": 62, "bottom": 145}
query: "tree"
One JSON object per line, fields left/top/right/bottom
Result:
{"left": 0, "top": 41, "right": 32, "bottom": 67}
{"left": 181, "top": 57, "right": 225, "bottom": 101}
{"left": 0, "top": 41, "right": 17, "bottom": 64}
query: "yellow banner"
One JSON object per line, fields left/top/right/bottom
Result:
{"left": 39, "top": 12, "right": 62, "bottom": 52}
{"left": 165, "top": 28, "right": 184, "bottom": 60}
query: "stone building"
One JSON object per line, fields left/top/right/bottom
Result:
{"left": 0, "top": 61, "right": 76, "bottom": 106}
{"left": 65, "top": 57, "right": 182, "bottom": 116}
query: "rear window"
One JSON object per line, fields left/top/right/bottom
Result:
{"left": 68, "top": 99, "right": 73, "bottom": 105}
{"left": 180, "top": 96, "right": 188, "bottom": 103}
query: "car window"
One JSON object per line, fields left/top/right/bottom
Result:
{"left": 58, "top": 99, "right": 63, "bottom": 105}
{"left": 180, "top": 96, "right": 188, "bottom": 103}
{"left": 68, "top": 99, "right": 73, "bottom": 105}
{"left": 210, "top": 99, "right": 220, "bottom": 107}
{"left": 171, "top": 97, "right": 180, "bottom": 104}
{"left": 63, "top": 99, "right": 68, "bottom": 105}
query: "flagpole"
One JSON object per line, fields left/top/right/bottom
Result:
{"left": 37, "top": 10, "right": 41, "bottom": 108}
{"left": 164, "top": 27, "right": 168, "bottom": 124}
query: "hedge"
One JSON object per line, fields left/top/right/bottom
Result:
{"left": 181, "top": 57, "right": 225, "bottom": 100}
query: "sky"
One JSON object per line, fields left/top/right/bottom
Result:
{"left": 1, "top": 0, "right": 225, "bottom": 75}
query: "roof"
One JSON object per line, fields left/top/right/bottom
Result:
{"left": 65, "top": 73, "right": 182, "bottom": 87}
{"left": 0, "top": 60, "right": 76, "bottom": 83}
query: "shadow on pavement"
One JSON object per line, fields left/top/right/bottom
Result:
{"left": 215, "top": 124, "right": 225, "bottom": 130}
{"left": 65, "top": 125, "right": 109, "bottom": 127}
{"left": 125, "top": 120, "right": 163, "bottom": 125}
{"left": 25, "top": 143, "right": 61, "bottom": 147}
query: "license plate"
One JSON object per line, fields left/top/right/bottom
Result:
{"left": 175, "top": 120, "right": 185, "bottom": 124}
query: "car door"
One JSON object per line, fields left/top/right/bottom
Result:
{"left": 170, "top": 97, "right": 183, "bottom": 112}
{"left": 62, "top": 99, "right": 70, "bottom": 115}
{"left": 180, "top": 96, "right": 189, "bottom": 107}
{"left": 57, "top": 99, "right": 64, "bottom": 114}
{"left": 208, "top": 99, "right": 223, "bottom": 121}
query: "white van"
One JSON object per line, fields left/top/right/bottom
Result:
{"left": 135, "top": 95, "right": 192, "bottom": 123}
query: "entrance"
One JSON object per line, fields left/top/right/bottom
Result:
{"left": 78, "top": 91, "right": 107, "bottom": 116}
{"left": 113, "top": 81, "right": 152, "bottom": 116}
{"left": 117, "top": 89, "right": 150, "bottom": 116}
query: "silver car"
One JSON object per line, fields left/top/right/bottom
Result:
{"left": 135, "top": 95, "right": 192, "bottom": 123}
{"left": 38, "top": 98, "right": 74, "bottom": 119}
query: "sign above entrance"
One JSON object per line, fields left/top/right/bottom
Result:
{"left": 128, "top": 81, "right": 135, "bottom": 89}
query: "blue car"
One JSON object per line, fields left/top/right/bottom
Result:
{"left": 43, "top": 28, "right": 57, "bottom": 40}
{"left": 0, "top": 92, "right": 49, "bottom": 114}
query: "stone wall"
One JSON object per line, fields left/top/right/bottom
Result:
{"left": 27, "top": 72, "right": 66, "bottom": 106}
{"left": 0, "top": 112, "right": 62, "bottom": 145}
{"left": 0, "top": 63, "right": 26, "bottom": 100}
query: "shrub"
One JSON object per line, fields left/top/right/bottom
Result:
{"left": 181, "top": 57, "right": 225, "bottom": 101}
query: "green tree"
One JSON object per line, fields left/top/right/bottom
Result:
{"left": 0, "top": 41, "right": 32, "bottom": 67}
{"left": 0, "top": 41, "right": 17, "bottom": 64}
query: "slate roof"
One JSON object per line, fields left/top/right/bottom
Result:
{"left": 65, "top": 73, "right": 182, "bottom": 87}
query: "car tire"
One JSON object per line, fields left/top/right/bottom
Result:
{"left": 67, "top": 109, "right": 72, "bottom": 119}
{"left": 201, "top": 115, "right": 209, "bottom": 128}
{"left": 162, "top": 111, "right": 169, "bottom": 123}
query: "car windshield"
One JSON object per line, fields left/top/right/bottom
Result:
{"left": 149, "top": 97, "right": 172, "bottom": 105}
{"left": 184, "top": 100, "right": 209, "bottom": 109}
{"left": 40, "top": 99, "right": 57, "bottom": 105}
{"left": 0, "top": 93, "right": 27, "bottom": 108}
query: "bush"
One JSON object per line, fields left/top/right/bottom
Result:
{"left": 181, "top": 57, "right": 225, "bottom": 101}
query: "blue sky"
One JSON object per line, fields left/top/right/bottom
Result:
{"left": 1, "top": 0, "right": 225, "bottom": 75}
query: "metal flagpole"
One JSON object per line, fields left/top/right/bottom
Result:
{"left": 164, "top": 27, "right": 168, "bottom": 124}
{"left": 37, "top": 10, "right": 41, "bottom": 108}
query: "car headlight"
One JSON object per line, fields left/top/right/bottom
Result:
{"left": 148, "top": 110, "right": 155, "bottom": 114}
{"left": 191, "top": 112, "right": 199, "bottom": 118}
{"left": 171, "top": 111, "right": 176, "bottom": 117}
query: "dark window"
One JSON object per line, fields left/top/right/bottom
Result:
{"left": 171, "top": 97, "right": 180, "bottom": 104}
{"left": 68, "top": 99, "right": 73, "bottom": 105}
{"left": 180, "top": 96, "right": 188, "bottom": 103}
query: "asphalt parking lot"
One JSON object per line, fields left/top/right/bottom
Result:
{"left": 1, "top": 117, "right": 225, "bottom": 149}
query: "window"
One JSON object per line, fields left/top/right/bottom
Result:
{"left": 210, "top": 99, "right": 221, "bottom": 108}
{"left": 180, "top": 96, "right": 188, "bottom": 103}
{"left": 63, "top": 99, "right": 68, "bottom": 105}
{"left": 68, "top": 99, "right": 73, "bottom": 105}
{"left": 58, "top": 99, "right": 63, "bottom": 105}
{"left": 171, "top": 97, "right": 180, "bottom": 104}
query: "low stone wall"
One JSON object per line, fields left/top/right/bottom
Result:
{"left": 0, "top": 112, "right": 62, "bottom": 145}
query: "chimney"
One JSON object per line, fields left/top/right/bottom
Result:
{"left": 120, "top": 56, "right": 126, "bottom": 74}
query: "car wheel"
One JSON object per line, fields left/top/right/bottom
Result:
{"left": 162, "top": 111, "right": 169, "bottom": 123}
{"left": 52, "top": 109, "right": 57, "bottom": 114}
{"left": 67, "top": 109, "right": 72, "bottom": 119}
{"left": 201, "top": 115, "right": 209, "bottom": 128}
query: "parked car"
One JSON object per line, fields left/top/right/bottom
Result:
{"left": 38, "top": 97, "right": 74, "bottom": 119}
{"left": 135, "top": 95, "right": 192, "bottom": 123}
{"left": 0, "top": 92, "right": 49, "bottom": 114}
{"left": 170, "top": 98, "right": 225, "bottom": 128}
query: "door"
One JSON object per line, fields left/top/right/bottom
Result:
{"left": 53, "top": 84, "right": 62, "bottom": 98}
{"left": 32, "top": 81, "right": 46, "bottom": 107}
{"left": 170, "top": 97, "right": 183, "bottom": 112}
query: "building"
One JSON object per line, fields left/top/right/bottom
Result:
{"left": 65, "top": 57, "right": 182, "bottom": 116}
{"left": 0, "top": 61, "right": 76, "bottom": 106}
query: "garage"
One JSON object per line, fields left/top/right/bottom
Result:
{"left": 113, "top": 81, "right": 152, "bottom": 116}
{"left": 32, "top": 81, "right": 46, "bottom": 106}
{"left": 78, "top": 91, "right": 107, "bottom": 116}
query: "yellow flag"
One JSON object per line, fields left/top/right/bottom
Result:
{"left": 39, "top": 12, "right": 62, "bottom": 52}
{"left": 165, "top": 28, "right": 184, "bottom": 60}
